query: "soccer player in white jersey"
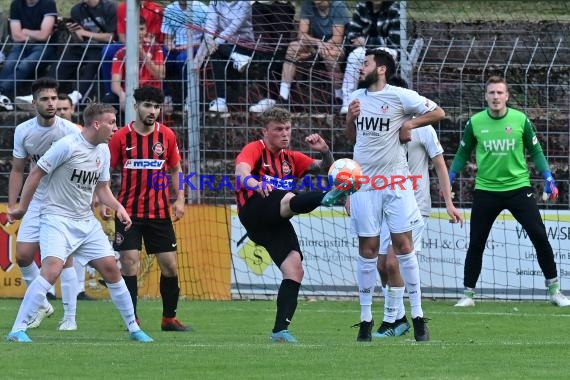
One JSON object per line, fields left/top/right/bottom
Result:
{"left": 371, "top": 76, "right": 463, "bottom": 341}
{"left": 6, "top": 103, "right": 153, "bottom": 343}
{"left": 8, "top": 77, "right": 82, "bottom": 331}
{"left": 343, "top": 49, "right": 446, "bottom": 342}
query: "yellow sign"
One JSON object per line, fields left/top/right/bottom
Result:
{"left": 0, "top": 204, "right": 232, "bottom": 300}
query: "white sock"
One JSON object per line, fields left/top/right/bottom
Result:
{"left": 20, "top": 262, "right": 50, "bottom": 309}
{"left": 396, "top": 294, "right": 406, "bottom": 320}
{"left": 107, "top": 279, "right": 140, "bottom": 333}
{"left": 384, "top": 286, "right": 405, "bottom": 323}
{"left": 48, "top": 285, "right": 56, "bottom": 297}
{"left": 60, "top": 267, "right": 78, "bottom": 322}
{"left": 279, "top": 82, "right": 290, "bottom": 100}
{"left": 74, "top": 259, "right": 86, "bottom": 293}
{"left": 11, "top": 275, "right": 52, "bottom": 333}
{"left": 357, "top": 256, "right": 377, "bottom": 322}
{"left": 397, "top": 252, "right": 423, "bottom": 318}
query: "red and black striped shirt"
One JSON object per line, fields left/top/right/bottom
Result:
{"left": 235, "top": 140, "right": 314, "bottom": 210}
{"left": 109, "top": 122, "right": 181, "bottom": 219}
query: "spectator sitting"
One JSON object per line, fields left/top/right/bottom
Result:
{"left": 101, "top": 1, "right": 164, "bottom": 95}
{"left": 102, "top": 18, "right": 164, "bottom": 122}
{"left": 0, "top": 0, "right": 58, "bottom": 111}
{"left": 341, "top": 1, "right": 400, "bottom": 114}
{"left": 161, "top": 0, "right": 208, "bottom": 105}
{"left": 204, "top": 0, "right": 255, "bottom": 113}
{"left": 273, "top": 0, "right": 349, "bottom": 106}
{"left": 248, "top": 0, "right": 296, "bottom": 113}
{"left": 16, "top": 0, "right": 117, "bottom": 110}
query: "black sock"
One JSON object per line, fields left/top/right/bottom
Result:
{"left": 289, "top": 191, "right": 326, "bottom": 214}
{"left": 160, "top": 275, "right": 180, "bottom": 318}
{"left": 123, "top": 275, "right": 138, "bottom": 319}
{"left": 273, "top": 279, "right": 301, "bottom": 333}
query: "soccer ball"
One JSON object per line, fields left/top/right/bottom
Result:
{"left": 328, "top": 158, "right": 362, "bottom": 184}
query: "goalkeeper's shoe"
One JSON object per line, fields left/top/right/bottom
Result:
{"left": 161, "top": 317, "right": 191, "bottom": 332}
{"left": 454, "top": 296, "right": 475, "bottom": 307}
{"left": 353, "top": 319, "right": 374, "bottom": 342}
{"left": 57, "top": 319, "right": 77, "bottom": 331}
{"left": 130, "top": 330, "right": 154, "bottom": 343}
{"left": 27, "top": 302, "right": 55, "bottom": 329}
{"left": 270, "top": 329, "right": 298, "bottom": 343}
{"left": 321, "top": 179, "right": 358, "bottom": 206}
{"left": 550, "top": 291, "right": 570, "bottom": 307}
{"left": 6, "top": 330, "right": 32, "bottom": 343}
{"left": 412, "top": 317, "right": 430, "bottom": 342}
{"left": 372, "top": 321, "right": 396, "bottom": 338}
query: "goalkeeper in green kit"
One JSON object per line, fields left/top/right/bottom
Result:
{"left": 449, "top": 76, "right": 570, "bottom": 307}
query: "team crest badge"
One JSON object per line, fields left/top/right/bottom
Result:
{"left": 505, "top": 126, "right": 512, "bottom": 134}
{"left": 381, "top": 104, "right": 389, "bottom": 113}
{"left": 114, "top": 232, "right": 124, "bottom": 246}
{"left": 95, "top": 157, "right": 101, "bottom": 169}
{"left": 152, "top": 142, "right": 165, "bottom": 156}
{"left": 281, "top": 160, "right": 292, "bottom": 175}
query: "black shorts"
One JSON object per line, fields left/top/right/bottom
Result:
{"left": 113, "top": 217, "right": 177, "bottom": 254}
{"left": 238, "top": 190, "right": 302, "bottom": 268}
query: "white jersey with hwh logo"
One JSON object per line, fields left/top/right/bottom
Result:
{"left": 407, "top": 125, "right": 444, "bottom": 216}
{"left": 350, "top": 85, "right": 438, "bottom": 191}
{"left": 13, "top": 116, "right": 80, "bottom": 201}
{"left": 36, "top": 133, "right": 110, "bottom": 219}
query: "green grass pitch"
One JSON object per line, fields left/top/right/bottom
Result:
{"left": 1, "top": 298, "right": 569, "bottom": 379}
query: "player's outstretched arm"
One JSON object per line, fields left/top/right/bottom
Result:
{"left": 9, "top": 165, "right": 46, "bottom": 220}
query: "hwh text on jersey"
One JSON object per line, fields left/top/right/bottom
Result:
{"left": 356, "top": 117, "right": 390, "bottom": 134}
{"left": 124, "top": 159, "right": 165, "bottom": 169}
{"left": 70, "top": 169, "right": 100, "bottom": 185}
{"left": 483, "top": 138, "right": 515, "bottom": 152}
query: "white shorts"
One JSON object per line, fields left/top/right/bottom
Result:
{"left": 350, "top": 184, "right": 422, "bottom": 237}
{"left": 380, "top": 215, "right": 427, "bottom": 254}
{"left": 17, "top": 199, "right": 41, "bottom": 243}
{"left": 39, "top": 214, "right": 115, "bottom": 266}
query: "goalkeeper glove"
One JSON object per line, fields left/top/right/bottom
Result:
{"left": 542, "top": 171, "right": 559, "bottom": 201}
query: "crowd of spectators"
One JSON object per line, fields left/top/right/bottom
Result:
{"left": 0, "top": 1, "right": 402, "bottom": 118}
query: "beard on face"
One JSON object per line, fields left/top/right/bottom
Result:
{"left": 358, "top": 70, "right": 379, "bottom": 89}
{"left": 38, "top": 109, "right": 56, "bottom": 120}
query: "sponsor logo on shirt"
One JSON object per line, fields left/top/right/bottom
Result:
{"left": 125, "top": 159, "right": 165, "bottom": 169}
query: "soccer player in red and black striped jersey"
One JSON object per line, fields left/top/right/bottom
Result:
{"left": 106, "top": 86, "right": 189, "bottom": 332}
{"left": 235, "top": 107, "right": 334, "bottom": 343}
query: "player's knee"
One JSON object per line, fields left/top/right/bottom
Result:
{"left": 15, "top": 250, "right": 36, "bottom": 267}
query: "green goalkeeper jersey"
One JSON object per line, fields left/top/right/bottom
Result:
{"left": 450, "top": 107, "right": 549, "bottom": 191}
